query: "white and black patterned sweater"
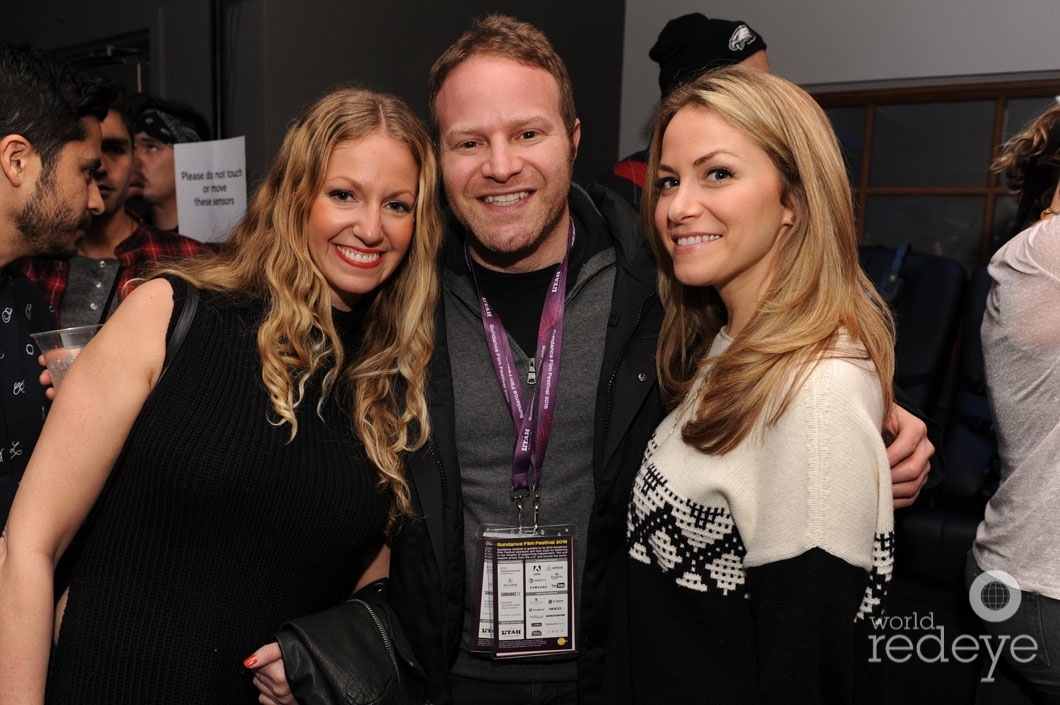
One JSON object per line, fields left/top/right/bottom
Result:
{"left": 625, "top": 331, "right": 893, "bottom": 705}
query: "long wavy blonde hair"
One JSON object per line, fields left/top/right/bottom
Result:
{"left": 642, "top": 66, "right": 895, "bottom": 454}
{"left": 160, "top": 86, "right": 442, "bottom": 531}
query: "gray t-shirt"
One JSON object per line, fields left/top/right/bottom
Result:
{"left": 62, "top": 255, "right": 121, "bottom": 327}
{"left": 975, "top": 215, "right": 1060, "bottom": 600}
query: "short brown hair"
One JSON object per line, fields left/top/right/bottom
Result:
{"left": 427, "top": 14, "right": 577, "bottom": 135}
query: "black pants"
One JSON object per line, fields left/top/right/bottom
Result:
{"left": 966, "top": 553, "right": 1060, "bottom": 704}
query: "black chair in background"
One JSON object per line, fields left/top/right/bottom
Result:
{"left": 859, "top": 244, "right": 968, "bottom": 419}
{"left": 893, "top": 263, "right": 996, "bottom": 592}
{"left": 861, "top": 252, "right": 994, "bottom": 705}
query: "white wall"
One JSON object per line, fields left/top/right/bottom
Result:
{"left": 620, "top": 0, "right": 1060, "bottom": 156}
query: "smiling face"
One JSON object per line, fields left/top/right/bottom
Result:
{"left": 434, "top": 55, "right": 581, "bottom": 273}
{"left": 654, "top": 106, "right": 794, "bottom": 334}
{"left": 306, "top": 132, "right": 419, "bottom": 311}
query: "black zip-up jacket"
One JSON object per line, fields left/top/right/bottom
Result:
{"left": 388, "top": 184, "right": 664, "bottom": 705}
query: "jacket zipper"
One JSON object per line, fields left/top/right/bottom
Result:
{"left": 600, "top": 292, "right": 654, "bottom": 457}
{"left": 427, "top": 441, "right": 448, "bottom": 505}
{"left": 351, "top": 599, "right": 398, "bottom": 665}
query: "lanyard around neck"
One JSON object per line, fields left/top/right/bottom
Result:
{"left": 465, "top": 220, "right": 575, "bottom": 510}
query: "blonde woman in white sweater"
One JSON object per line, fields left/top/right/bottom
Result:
{"left": 626, "top": 66, "right": 896, "bottom": 705}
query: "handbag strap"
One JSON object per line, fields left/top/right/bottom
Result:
{"left": 52, "top": 279, "right": 199, "bottom": 592}
{"left": 159, "top": 281, "right": 199, "bottom": 383}
{"left": 97, "top": 267, "right": 122, "bottom": 326}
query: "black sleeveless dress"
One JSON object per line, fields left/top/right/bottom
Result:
{"left": 46, "top": 280, "right": 389, "bottom": 704}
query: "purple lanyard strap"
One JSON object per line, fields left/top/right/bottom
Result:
{"left": 466, "top": 221, "right": 575, "bottom": 521}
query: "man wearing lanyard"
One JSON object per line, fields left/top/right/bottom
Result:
{"left": 387, "top": 14, "right": 936, "bottom": 705}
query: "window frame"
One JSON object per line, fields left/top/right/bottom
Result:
{"left": 813, "top": 76, "right": 1060, "bottom": 267}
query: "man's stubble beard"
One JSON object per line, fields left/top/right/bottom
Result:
{"left": 451, "top": 145, "right": 576, "bottom": 271}
{"left": 15, "top": 169, "right": 90, "bottom": 258}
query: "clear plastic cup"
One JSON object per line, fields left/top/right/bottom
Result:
{"left": 30, "top": 324, "right": 103, "bottom": 389}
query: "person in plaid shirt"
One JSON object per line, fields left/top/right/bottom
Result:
{"left": 19, "top": 98, "right": 210, "bottom": 327}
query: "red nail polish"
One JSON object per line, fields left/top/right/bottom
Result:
{"left": 243, "top": 654, "right": 258, "bottom": 668}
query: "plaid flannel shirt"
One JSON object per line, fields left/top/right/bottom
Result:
{"left": 18, "top": 210, "right": 211, "bottom": 324}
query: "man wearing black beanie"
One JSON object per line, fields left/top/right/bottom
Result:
{"left": 589, "top": 13, "right": 769, "bottom": 210}
{"left": 651, "top": 13, "right": 769, "bottom": 95}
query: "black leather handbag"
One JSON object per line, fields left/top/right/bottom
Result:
{"left": 275, "top": 581, "right": 427, "bottom": 705}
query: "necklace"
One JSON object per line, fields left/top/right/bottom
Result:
{"left": 670, "top": 379, "right": 705, "bottom": 436}
{"left": 1041, "top": 207, "right": 1059, "bottom": 220}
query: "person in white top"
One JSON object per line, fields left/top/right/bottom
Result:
{"left": 626, "top": 65, "right": 896, "bottom": 704}
{"left": 970, "top": 102, "right": 1060, "bottom": 703}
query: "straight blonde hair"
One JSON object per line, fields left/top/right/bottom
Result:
{"left": 642, "top": 66, "right": 895, "bottom": 453}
